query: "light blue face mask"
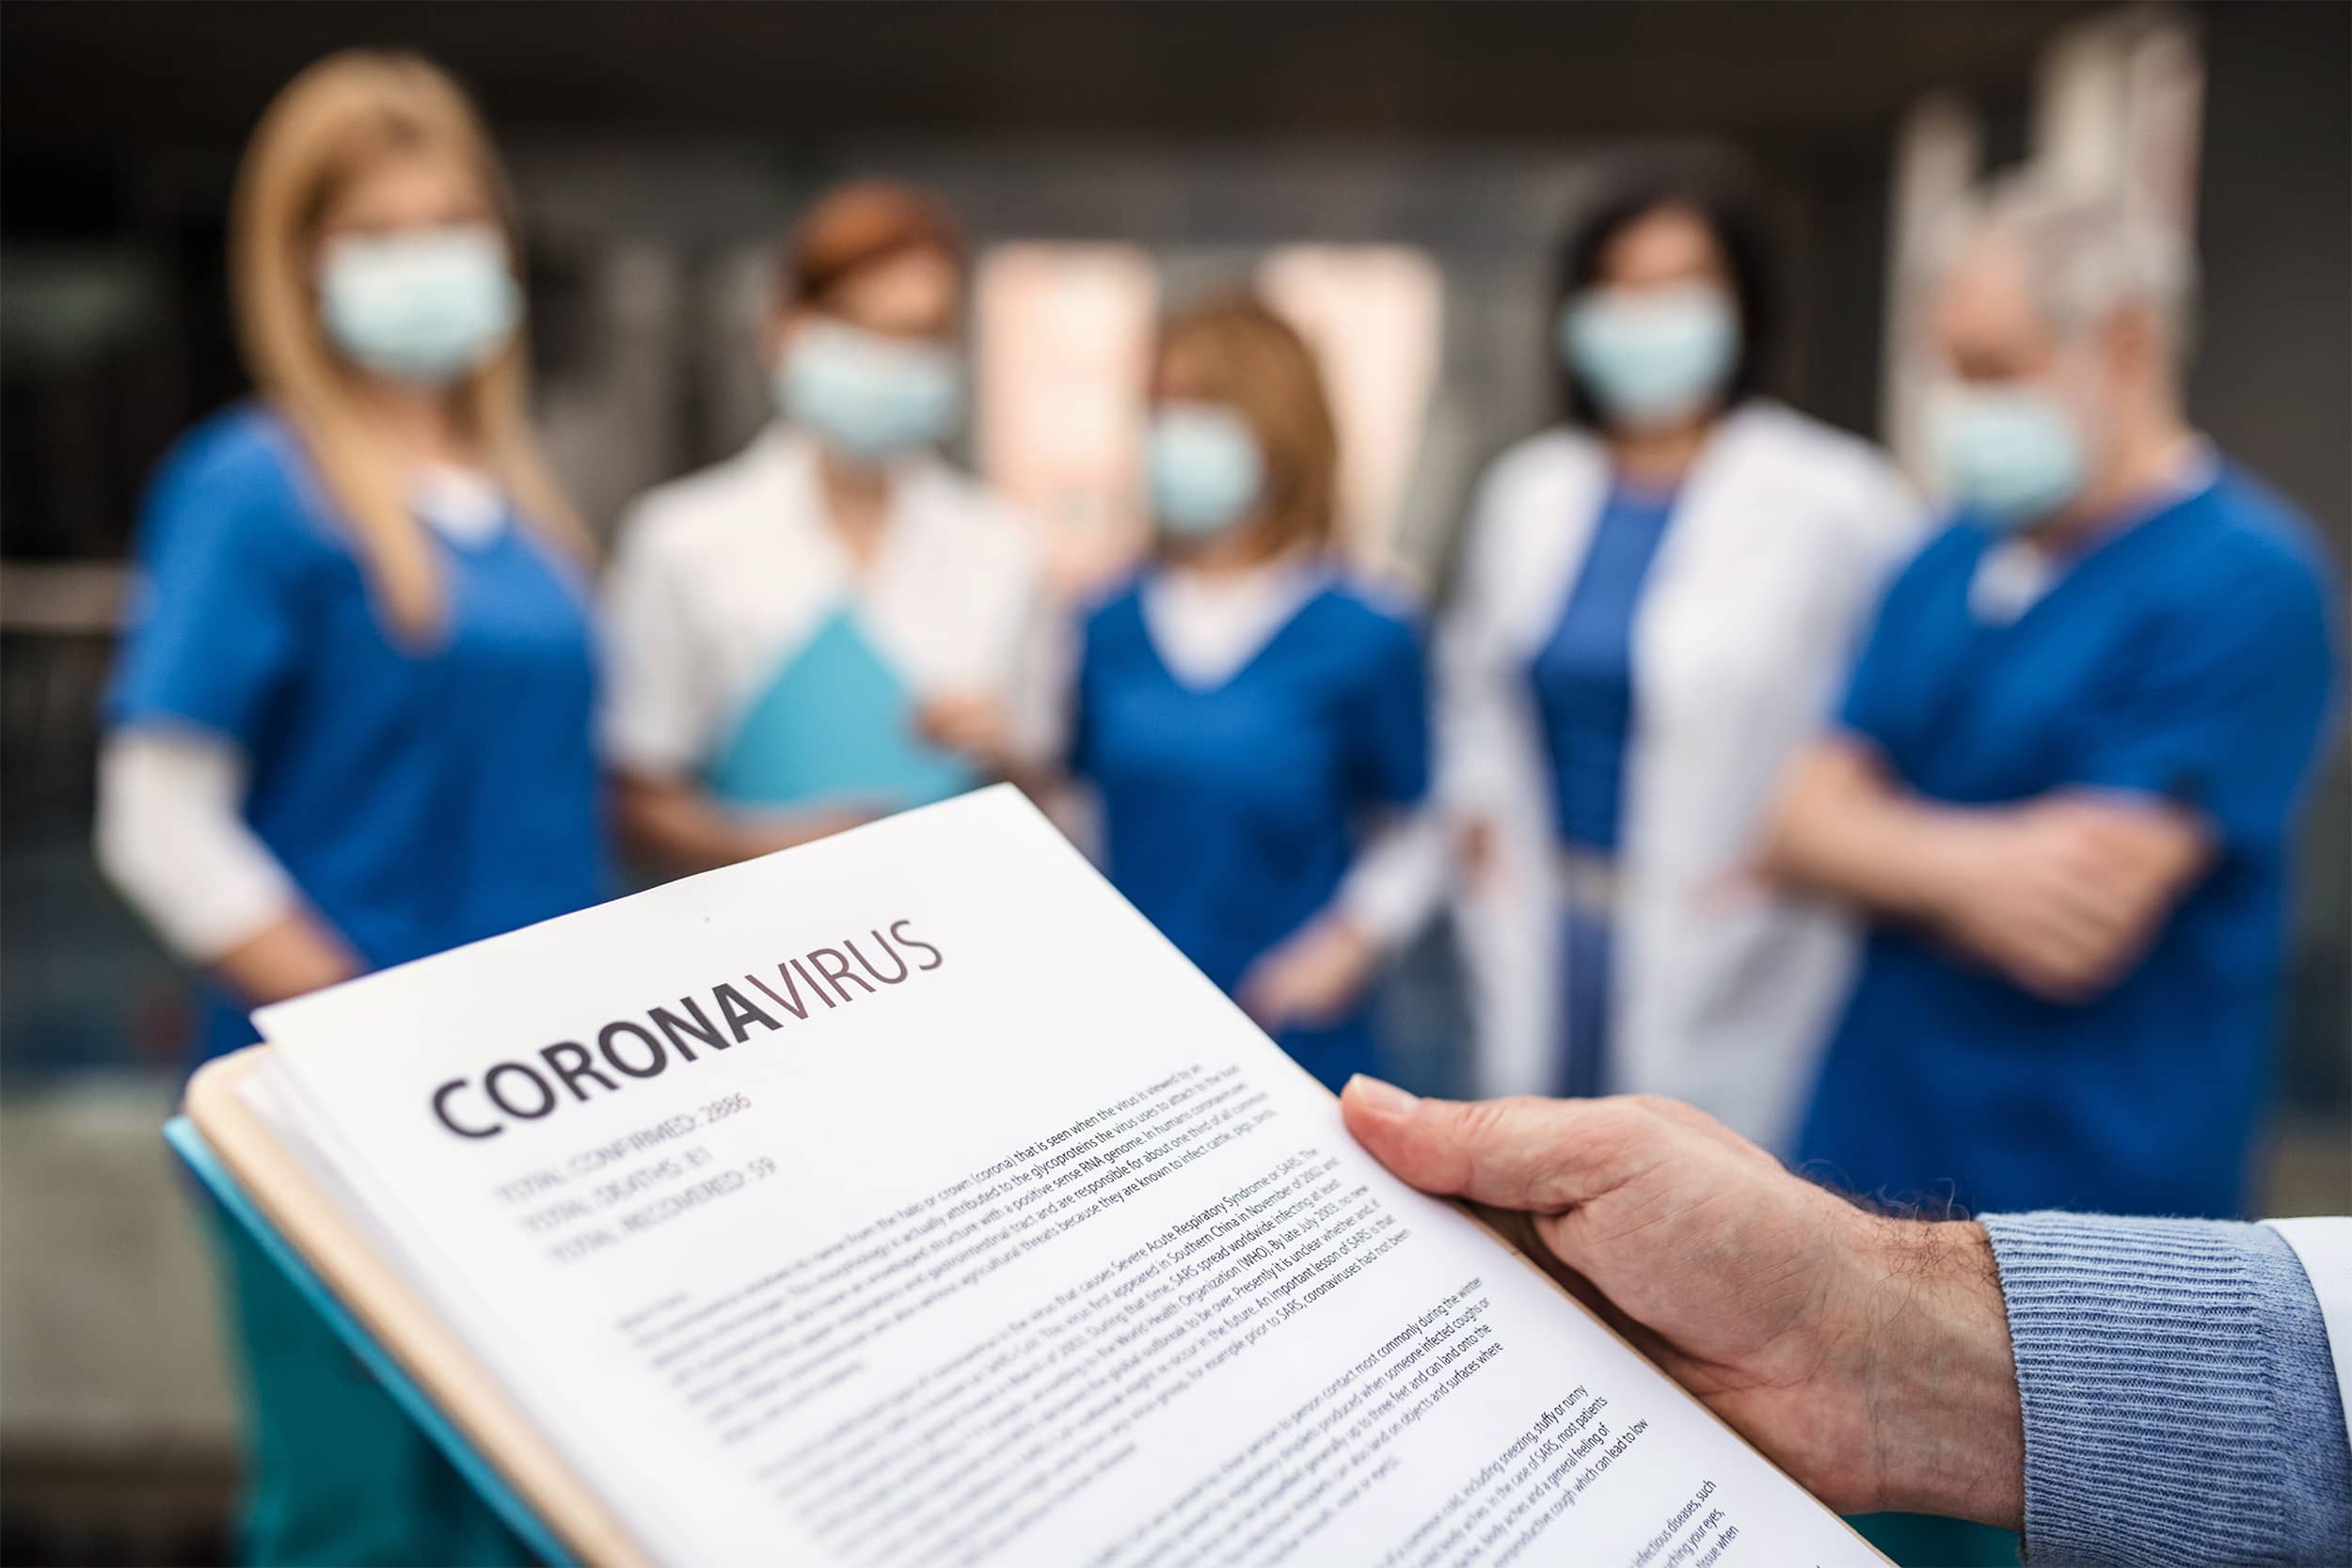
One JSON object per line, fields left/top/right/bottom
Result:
{"left": 319, "top": 225, "right": 521, "bottom": 386}
{"left": 1558, "top": 281, "right": 1739, "bottom": 428}
{"left": 776, "top": 319, "right": 962, "bottom": 465}
{"left": 1147, "top": 403, "right": 1265, "bottom": 541}
{"left": 1936, "top": 384, "right": 2089, "bottom": 531}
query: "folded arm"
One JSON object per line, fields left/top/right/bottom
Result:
{"left": 1760, "top": 734, "right": 2210, "bottom": 1001}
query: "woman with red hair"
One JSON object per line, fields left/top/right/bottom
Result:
{"left": 605, "top": 181, "right": 1055, "bottom": 874}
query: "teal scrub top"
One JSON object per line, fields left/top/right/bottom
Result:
{"left": 1528, "top": 482, "right": 1679, "bottom": 852}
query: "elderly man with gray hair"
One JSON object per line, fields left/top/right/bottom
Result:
{"left": 1758, "top": 171, "right": 2337, "bottom": 1225}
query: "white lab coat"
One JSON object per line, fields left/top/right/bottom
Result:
{"left": 602, "top": 428, "right": 1061, "bottom": 784}
{"left": 1439, "top": 401, "right": 1922, "bottom": 1150}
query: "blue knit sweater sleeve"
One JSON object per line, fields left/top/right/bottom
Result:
{"left": 1981, "top": 1212, "right": 2352, "bottom": 1567}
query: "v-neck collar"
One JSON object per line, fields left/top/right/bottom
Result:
{"left": 762, "top": 426, "right": 928, "bottom": 595}
{"left": 1136, "top": 564, "right": 1335, "bottom": 697}
{"left": 1965, "top": 463, "right": 2218, "bottom": 630}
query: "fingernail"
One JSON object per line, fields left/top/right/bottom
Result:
{"left": 1343, "top": 1074, "right": 1418, "bottom": 1117}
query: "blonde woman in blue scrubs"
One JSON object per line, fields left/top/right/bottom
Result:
{"left": 606, "top": 182, "right": 1055, "bottom": 874}
{"left": 96, "top": 53, "right": 600, "bottom": 1565}
{"left": 1070, "top": 294, "right": 1436, "bottom": 1092}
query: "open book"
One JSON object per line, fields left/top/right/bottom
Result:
{"left": 179, "top": 785, "right": 1884, "bottom": 1567}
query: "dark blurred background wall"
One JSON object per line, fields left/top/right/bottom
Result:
{"left": 2188, "top": 2, "right": 2352, "bottom": 1113}
{"left": 1, "top": 5, "right": 2343, "bottom": 1562}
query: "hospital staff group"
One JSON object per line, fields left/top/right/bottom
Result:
{"left": 93, "top": 45, "right": 2341, "bottom": 1568}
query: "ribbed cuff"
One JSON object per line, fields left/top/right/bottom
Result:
{"left": 1982, "top": 1212, "right": 2346, "bottom": 1568}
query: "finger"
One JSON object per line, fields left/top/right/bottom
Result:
{"left": 1997, "top": 914, "right": 2097, "bottom": 987}
{"left": 1341, "top": 1079, "right": 1649, "bottom": 1212}
{"left": 2023, "top": 967, "right": 2109, "bottom": 1006}
{"left": 2008, "top": 927, "right": 2119, "bottom": 1002}
{"left": 1277, "top": 981, "right": 1340, "bottom": 1028}
{"left": 2065, "top": 815, "right": 2151, "bottom": 869}
{"left": 2022, "top": 827, "right": 2113, "bottom": 884}
{"left": 2021, "top": 872, "right": 2135, "bottom": 944}
{"left": 1234, "top": 970, "right": 1288, "bottom": 1031}
{"left": 2010, "top": 912, "right": 2124, "bottom": 979}
{"left": 1455, "top": 819, "right": 1495, "bottom": 883}
{"left": 2042, "top": 886, "right": 2145, "bottom": 963}
{"left": 926, "top": 711, "right": 978, "bottom": 742}
{"left": 1694, "top": 862, "right": 1768, "bottom": 913}
{"left": 2059, "top": 788, "right": 2179, "bottom": 840}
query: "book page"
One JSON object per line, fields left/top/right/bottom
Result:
{"left": 254, "top": 785, "right": 1881, "bottom": 1568}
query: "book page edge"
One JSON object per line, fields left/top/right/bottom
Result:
{"left": 185, "top": 1045, "right": 656, "bottom": 1568}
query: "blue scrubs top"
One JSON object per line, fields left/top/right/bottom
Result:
{"left": 1797, "top": 467, "right": 2337, "bottom": 1217}
{"left": 106, "top": 407, "right": 611, "bottom": 1064}
{"left": 1529, "top": 483, "right": 1678, "bottom": 851}
{"left": 1072, "top": 578, "right": 1429, "bottom": 1091}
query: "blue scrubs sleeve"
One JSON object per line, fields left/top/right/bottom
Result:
{"left": 1833, "top": 535, "right": 1947, "bottom": 750}
{"left": 1065, "top": 622, "right": 1099, "bottom": 782}
{"left": 106, "top": 444, "right": 310, "bottom": 745}
{"left": 2071, "top": 552, "right": 2336, "bottom": 850}
{"left": 1348, "top": 616, "right": 1432, "bottom": 808}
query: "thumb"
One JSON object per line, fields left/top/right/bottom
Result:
{"left": 1233, "top": 957, "right": 1285, "bottom": 1028}
{"left": 1695, "top": 856, "right": 1769, "bottom": 913}
{"left": 1341, "top": 1076, "right": 1635, "bottom": 1213}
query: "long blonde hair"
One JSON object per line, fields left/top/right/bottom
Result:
{"left": 1152, "top": 293, "right": 1340, "bottom": 558}
{"left": 231, "top": 50, "right": 587, "bottom": 641}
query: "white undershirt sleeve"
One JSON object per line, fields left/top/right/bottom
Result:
{"left": 600, "top": 513, "right": 718, "bottom": 781}
{"left": 1006, "top": 568, "right": 1073, "bottom": 774}
{"left": 1433, "top": 479, "right": 1530, "bottom": 822}
{"left": 2265, "top": 1217, "right": 2352, "bottom": 1421}
{"left": 1336, "top": 807, "right": 1449, "bottom": 953}
{"left": 95, "top": 728, "right": 299, "bottom": 962}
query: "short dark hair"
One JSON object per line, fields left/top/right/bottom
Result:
{"left": 1551, "top": 170, "right": 1780, "bottom": 428}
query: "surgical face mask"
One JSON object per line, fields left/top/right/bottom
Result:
{"left": 1558, "top": 281, "right": 1739, "bottom": 429}
{"left": 1935, "top": 383, "right": 2090, "bottom": 531}
{"left": 1147, "top": 403, "right": 1265, "bottom": 541}
{"left": 319, "top": 225, "right": 520, "bottom": 386}
{"left": 775, "top": 318, "right": 962, "bottom": 464}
